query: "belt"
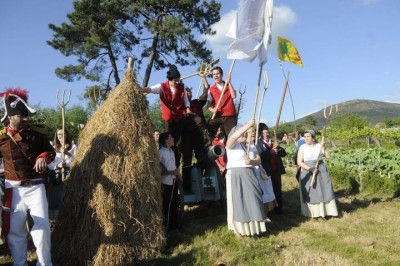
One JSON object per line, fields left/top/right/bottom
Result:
{"left": 19, "top": 179, "right": 44, "bottom": 187}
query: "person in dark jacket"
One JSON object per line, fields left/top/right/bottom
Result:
{"left": 0, "top": 88, "right": 55, "bottom": 265}
{"left": 256, "top": 125, "right": 286, "bottom": 214}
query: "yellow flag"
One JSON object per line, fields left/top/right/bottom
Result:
{"left": 277, "top": 36, "right": 303, "bottom": 67}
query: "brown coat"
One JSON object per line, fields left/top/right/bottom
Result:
{"left": 0, "top": 125, "right": 55, "bottom": 181}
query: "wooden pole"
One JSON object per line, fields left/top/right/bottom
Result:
{"left": 255, "top": 71, "right": 270, "bottom": 142}
{"left": 274, "top": 73, "right": 290, "bottom": 141}
{"left": 56, "top": 90, "right": 71, "bottom": 181}
{"left": 246, "top": 65, "right": 263, "bottom": 157}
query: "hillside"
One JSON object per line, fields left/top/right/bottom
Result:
{"left": 293, "top": 99, "right": 400, "bottom": 127}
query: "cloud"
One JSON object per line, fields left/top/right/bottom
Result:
{"left": 202, "top": 10, "right": 236, "bottom": 55}
{"left": 202, "top": 5, "right": 297, "bottom": 58}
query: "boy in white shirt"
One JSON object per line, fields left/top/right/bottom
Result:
{"left": 158, "top": 132, "right": 182, "bottom": 232}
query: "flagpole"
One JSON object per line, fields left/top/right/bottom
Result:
{"left": 255, "top": 71, "right": 270, "bottom": 142}
{"left": 274, "top": 72, "right": 289, "bottom": 141}
{"left": 211, "top": 59, "right": 236, "bottom": 120}
{"left": 246, "top": 65, "right": 263, "bottom": 157}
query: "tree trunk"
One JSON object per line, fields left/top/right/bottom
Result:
{"left": 142, "top": 32, "right": 159, "bottom": 87}
{"left": 107, "top": 42, "right": 120, "bottom": 86}
{"left": 142, "top": 13, "right": 165, "bottom": 87}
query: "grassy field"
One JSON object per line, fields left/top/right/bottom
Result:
{"left": 1, "top": 167, "right": 399, "bottom": 265}
{"left": 147, "top": 167, "right": 400, "bottom": 266}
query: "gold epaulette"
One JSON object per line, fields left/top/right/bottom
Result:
{"left": 31, "top": 124, "right": 48, "bottom": 134}
{"left": 0, "top": 128, "right": 6, "bottom": 136}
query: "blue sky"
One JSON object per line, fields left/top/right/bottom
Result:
{"left": 1, "top": 0, "right": 399, "bottom": 126}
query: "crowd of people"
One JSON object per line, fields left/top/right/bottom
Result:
{"left": 143, "top": 64, "right": 339, "bottom": 238}
{"left": 0, "top": 66, "right": 339, "bottom": 264}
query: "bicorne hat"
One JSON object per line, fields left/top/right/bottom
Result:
{"left": 0, "top": 88, "right": 36, "bottom": 123}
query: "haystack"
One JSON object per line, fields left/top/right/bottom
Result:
{"left": 51, "top": 58, "right": 164, "bottom": 265}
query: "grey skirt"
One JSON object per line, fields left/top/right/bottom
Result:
{"left": 299, "top": 160, "right": 335, "bottom": 204}
{"left": 230, "top": 167, "right": 265, "bottom": 222}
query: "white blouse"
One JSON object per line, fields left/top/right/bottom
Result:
{"left": 300, "top": 143, "right": 322, "bottom": 162}
{"left": 48, "top": 144, "right": 78, "bottom": 170}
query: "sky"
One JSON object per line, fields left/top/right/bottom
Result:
{"left": 1, "top": 0, "right": 400, "bottom": 127}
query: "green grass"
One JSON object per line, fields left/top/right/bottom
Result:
{"left": 144, "top": 169, "right": 400, "bottom": 266}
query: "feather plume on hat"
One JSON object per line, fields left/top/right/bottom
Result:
{"left": 0, "top": 87, "right": 36, "bottom": 122}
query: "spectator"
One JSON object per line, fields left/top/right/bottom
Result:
{"left": 158, "top": 132, "right": 182, "bottom": 232}
{"left": 153, "top": 130, "right": 160, "bottom": 143}
{"left": 47, "top": 127, "right": 77, "bottom": 220}
{"left": 257, "top": 125, "right": 287, "bottom": 214}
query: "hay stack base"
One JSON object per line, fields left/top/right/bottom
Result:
{"left": 51, "top": 62, "right": 164, "bottom": 265}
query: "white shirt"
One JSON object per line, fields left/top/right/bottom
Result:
{"left": 48, "top": 144, "right": 78, "bottom": 170}
{"left": 159, "top": 146, "right": 177, "bottom": 185}
{"left": 300, "top": 143, "right": 322, "bottom": 162}
{"left": 149, "top": 83, "right": 190, "bottom": 108}
{"left": 226, "top": 142, "right": 257, "bottom": 169}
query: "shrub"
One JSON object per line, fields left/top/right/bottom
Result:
{"left": 361, "top": 171, "right": 400, "bottom": 198}
{"left": 329, "top": 165, "right": 359, "bottom": 194}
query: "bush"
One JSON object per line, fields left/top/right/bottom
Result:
{"left": 329, "top": 165, "right": 359, "bottom": 194}
{"left": 361, "top": 171, "right": 400, "bottom": 198}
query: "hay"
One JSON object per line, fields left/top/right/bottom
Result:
{"left": 51, "top": 60, "right": 165, "bottom": 265}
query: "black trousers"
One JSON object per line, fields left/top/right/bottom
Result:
{"left": 271, "top": 171, "right": 283, "bottom": 212}
{"left": 208, "top": 115, "right": 237, "bottom": 137}
{"left": 162, "top": 182, "right": 180, "bottom": 231}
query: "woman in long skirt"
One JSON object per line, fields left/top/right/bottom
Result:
{"left": 225, "top": 119, "right": 266, "bottom": 236}
{"left": 297, "top": 130, "right": 338, "bottom": 218}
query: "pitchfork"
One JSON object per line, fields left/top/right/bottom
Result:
{"left": 236, "top": 84, "right": 246, "bottom": 119}
{"left": 309, "top": 104, "right": 333, "bottom": 188}
{"left": 57, "top": 89, "right": 71, "bottom": 182}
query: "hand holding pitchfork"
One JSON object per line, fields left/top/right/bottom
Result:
{"left": 56, "top": 89, "right": 71, "bottom": 182}
{"left": 309, "top": 104, "right": 333, "bottom": 188}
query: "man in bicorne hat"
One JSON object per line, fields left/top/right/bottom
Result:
{"left": 0, "top": 88, "right": 55, "bottom": 265}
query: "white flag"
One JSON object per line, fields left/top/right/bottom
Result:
{"left": 227, "top": 0, "right": 274, "bottom": 65}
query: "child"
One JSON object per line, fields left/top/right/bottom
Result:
{"left": 158, "top": 132, "right": 182, "bottom": 232}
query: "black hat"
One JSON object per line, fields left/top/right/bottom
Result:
{"left": 166, "top": 65, "right": 181, "bottom": 80}
{"left": 258, "top": 122, "right": 268, "bottom": 132}
{"left": 0, "top": 88, "right": 36, "bottom": 122}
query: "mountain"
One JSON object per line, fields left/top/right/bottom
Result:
{"left": 292, "top": 99, "right": 400, "bottom": 127}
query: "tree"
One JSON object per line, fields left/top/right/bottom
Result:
{"left": 47, "top": 0, "right": 221, "bottom": 101}
{"left": 304, "top": 115, "right": 317, "bottom": 128}
{"left": 148, "top": 101, "right": 163, "bottom": 132}
{"left": 329, "top": 113, "right": 368, "bottom": 131}
{"left": 29, "top": 104, "right": 90, "bottom": 142}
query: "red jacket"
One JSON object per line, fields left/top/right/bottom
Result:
{"left": 209, "top": 83, "right": 236, "bottom": 117}
{"left": 160, "top": 81, "right": 187, "bottom": 122}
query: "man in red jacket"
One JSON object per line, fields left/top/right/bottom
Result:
{"left": 141, "top": 65, "right": 192, "bottom": 167}
{"left": 0, "top": 88, "right": 55, "bottom": 265}
{"left": 204, "top": 66, "right": 237, "bottom": 137}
